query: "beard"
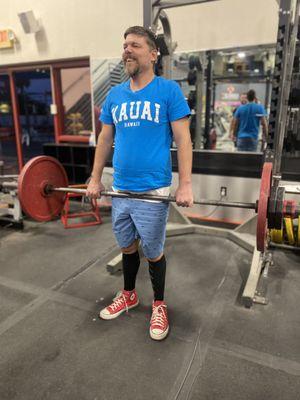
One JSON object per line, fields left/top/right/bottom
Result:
{"left": 123, "top": 57, "right": 140, "bottom": 77}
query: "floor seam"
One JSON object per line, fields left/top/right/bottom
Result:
{"left": 210, "top": 338, "right": 300, "bottom": 377}
{"left": 167, "top": 253, "right": 240, "bottom": 400}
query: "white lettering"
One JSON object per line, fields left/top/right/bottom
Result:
{"left": 124, "top": 121, "right": 140, "bottom": 128}
{"left": 119, "top": 102, "right": 128, "bottom": 121}
{"left": 140, "top": 101, "right": 152, "bottom": 121}
{"left": 113, "top": 101, "right": 161, "bottom": 124}
{"left": 112, "top": 106, "right": 119, "bottom": 125}
{"left": 154, "top": 103, "right": 160, "bottom": 123}
{"left": 129, "top": 101, "right": 141, "bottom": 119}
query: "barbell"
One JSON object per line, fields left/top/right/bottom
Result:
{"left": 1, "top": 155, "right": 299, "bottom": 253}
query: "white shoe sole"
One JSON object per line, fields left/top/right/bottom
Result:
{"left": 99, "top": 299, "right": 139, "bottom": 320}
{"left": 150, "top": 325, "right": 169, "bottom": 341}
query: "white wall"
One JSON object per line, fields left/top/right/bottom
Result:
{"left": 0, "top": 0, "right": 142, "bottom": 65}
{"left": 167, "top": 0, "right": 279, "bottom": 52}
{"left": 0, "top": 0, "right": 279, "bottom": 66}
{"left": 172, "top": 173, "right": 259, "bottom": 224}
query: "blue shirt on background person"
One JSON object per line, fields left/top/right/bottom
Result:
{"left": 235, "top": 102, "right": 266, "bottom": 140}
{"left": 232, "top": 90, "right": 268, "bottom": 152}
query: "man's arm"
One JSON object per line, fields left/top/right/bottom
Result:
{"left": 261, "top": 117, "right": 268, "bottom": 143}
{"left": 229, "top": 118, "right": 235, "bottom": 140}
{"left": 171, "top": 117, "right": 194, "bottom": 207}
{"left": 230, "top": 117, "right": 239, "bottom": 141}
{"left": 86, "top": 123, "right": 114, "bottom": 198}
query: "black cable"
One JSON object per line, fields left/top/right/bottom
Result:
{"left": 197, "top": 195, "right": 225, "bottom": 219}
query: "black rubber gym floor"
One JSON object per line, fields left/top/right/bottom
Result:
{"left": 0, "top": 216, "right": 299, "bottom": 400}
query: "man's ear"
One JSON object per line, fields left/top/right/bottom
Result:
{"left": 151, "top": 49, "right": 158, "bottom": 63}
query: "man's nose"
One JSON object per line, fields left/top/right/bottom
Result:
{"left": 124, "top": 45, "right": 133, "bottom": 54}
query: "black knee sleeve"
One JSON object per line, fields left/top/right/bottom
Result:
{"left": 123, "top": 251, "right": 140, "bottom": 291}
{"left": 148, "top": 255, "right": 166, "bottom": 301}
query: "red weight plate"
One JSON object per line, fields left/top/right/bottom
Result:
{"left": 18, "top": 156, "right": 68, "bottom": 221}
{"left": 256, "top": 162, "right": 273, "bottom": 252}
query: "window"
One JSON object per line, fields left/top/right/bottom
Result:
{"left": 52, "top": 59, "right": 93, "bottom": 143}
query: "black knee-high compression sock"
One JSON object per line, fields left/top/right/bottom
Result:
{"left": 148, "top": 255, "right": 166, "bottom": 301}
{"left": 123, "top": 251, "right": 140, "bottom": 291}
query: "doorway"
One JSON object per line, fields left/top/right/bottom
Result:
{"left": 0, "top": 74, "right": 18, "bottom": 174}
{"left": 0, "top": 58, "right": 91, "bottom": 173}
{"left": 14, "top": 68, "right": 55, "bottom": 164}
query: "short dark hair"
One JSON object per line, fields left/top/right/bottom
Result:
{"left": 124, "top": 26, "right": 158, "bottom": 50}
{"left": 247, "top": 89, "right": 256, "bottom": 102}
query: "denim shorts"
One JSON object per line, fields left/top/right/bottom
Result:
{"left": 111, "top": 197, "right": 169, "bottom": 259}
{"left": 237, "top": 137, "right": 258, "bottom": 152}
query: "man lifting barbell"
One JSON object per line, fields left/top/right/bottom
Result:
{"left": 86, "top": 26, "right": 194, "bottom": 340}
{"left": 12, "top": 28, "right": 300, "bottom": 339}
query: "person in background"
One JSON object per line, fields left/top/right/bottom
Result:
{"left": 209, "top": 125, "right": 217, "bottom": 149}
{"left": 230, "top": 89, "right": 268, "bottom": 151}
{"left": 229, "top": 92, "right": 247, "bottom": 143}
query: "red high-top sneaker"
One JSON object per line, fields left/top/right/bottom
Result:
{"left": 150, "top": 300, "right": 169, "bottom": 340}
{"left": 99, "top": 290, "right": 139, "bottom": 320}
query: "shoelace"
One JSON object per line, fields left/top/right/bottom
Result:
{"left": 151, "top": 305, "right": 167, "bottom": 329}
{"left": 109, "top": 293, "right": 129, "bottom": 313}
{"left": 112, "top": 291, "right": 122, "bottom": 301}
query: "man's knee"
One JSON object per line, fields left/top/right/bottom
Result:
{"left": 147, "top": 252, "right": 164, "bottom": 263}
{"left": 121, "top": 240, "right": 139, "bottom": 254}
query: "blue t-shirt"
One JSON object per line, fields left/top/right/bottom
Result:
{"left": 100, "top": 76, "right": 190, "bottom": 191}
{"left": 235, "top": 102, "right": 267, "bottom": 139}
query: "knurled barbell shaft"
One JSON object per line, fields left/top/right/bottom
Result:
{"left": 53, "top": 187, "right": 257, "bottom": 210}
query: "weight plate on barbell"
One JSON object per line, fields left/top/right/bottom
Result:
{"left": 18, "top": 156, "right": 68, "bottom": 221}
{"left": 256, "top": 162, "right": 273, "bottom": 252}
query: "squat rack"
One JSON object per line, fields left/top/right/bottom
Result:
{"left": 141, "top": 0, "right": 300, "bottom": 307}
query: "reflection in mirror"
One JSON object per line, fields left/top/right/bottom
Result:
{"left": 172, "top": 45, "right": 276, "bottom": 152}
{"left": 91, "top": 58, "right": 126, "bottom": 142}
{"left": 91, "top": 45, "right": 276, "bottom": 153}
